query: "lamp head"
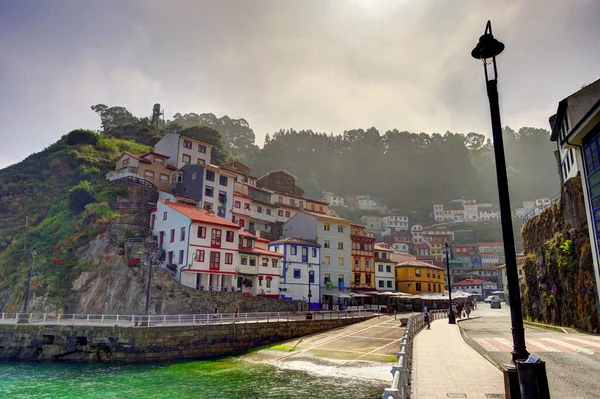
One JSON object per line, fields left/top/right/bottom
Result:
{"left": 471, "top": 33, "right": 504, "bottom": 62}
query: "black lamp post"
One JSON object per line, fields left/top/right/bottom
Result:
{"left": 307, "top": 266, "right": 313, "bottom": 310}
{"left": 444, "top": 243, "right": 456, "bottom": 324}
{"left": 471, "top": 19, "right": 529, "bottom": 364}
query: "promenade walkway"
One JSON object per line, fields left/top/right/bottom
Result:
{"left": 411, "top": 313, "right": 505, "bottom": 398}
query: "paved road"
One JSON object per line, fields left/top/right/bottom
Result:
{"left": 459, "top": 304, "right": 600, "bottom": 399}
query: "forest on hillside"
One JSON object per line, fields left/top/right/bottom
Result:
{"left": 90, "top": 104, "right": 560, "bottom": 214}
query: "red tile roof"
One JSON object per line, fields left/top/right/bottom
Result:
{"left": 238, "top": 246, "right": 284, "bottom": 257}
{"left": 161, "top": 201, "right": 240, "bottom": 228}
{"left": 122, "top": 152, "right": 151, "bottom": 164}
{"left": 397, "top": 260, "right": 444, "bottom": 270}
{"left": 141, "top": 151, "right": 171, "bottom": 159}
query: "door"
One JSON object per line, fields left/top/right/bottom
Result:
{"left": 196, "top": 273, "right": 202, "bottom": 290}
{"left": 159, "top": 231, "right": 164, "bottom": 247}
{"left": 237, "top": 276, "right": 243, "bottom": 291}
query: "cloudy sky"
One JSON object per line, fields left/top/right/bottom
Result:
{"left": 1, "top": 0, "right": 599, "bottom": 169}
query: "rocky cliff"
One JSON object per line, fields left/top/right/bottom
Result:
{"left": 521, "top": 176, "right": 599, "bottom": 332}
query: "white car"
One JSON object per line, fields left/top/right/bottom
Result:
{"left": 484, "top": 295, "right": 499, "bottom": 304}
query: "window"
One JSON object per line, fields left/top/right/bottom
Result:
{"left": 225, "top": 253, "right": 233, "bottom": 264}
{"left": 206, "top": 170, "right": 215, "bottom": 181}
{"left": 195, "top": 249, "right": 205, "bottom": 262}
{"left": 211, "top": 229, "right": 222, "bottom": 246}
{"left": 312, "top": 248, "right": 317, "bottom": 257}
{"left": 123, "top": 157, "right": 130, "bottom": 166}
{"left": 324, "top": 273, "right": 331, "bottom": 283}
{"left": 365, "top": 259, "right": 370, "bottom": 268}
{"left": 197, "top": 158, "right": 205, "bottom": 165}
{"left": 257, "top": 206, "right": 263, "bottom": 213}
{"left": 278, "top": 196, "right": 283, "bottom": 203}
{"left": 266, "top": 208, "right": 272, "bottom": 215}
{"left": 170, "top": 229, "right": 175, "bottom": 243}
{"left": 290, "top": 199, "right": 296, "bottom": 206}
{"left": 324, "top": 240, "right": 330, "bottom": 248}
{"left": 319, "top": 206, "right": 323, "bottom": 212}
{"left": 355, "top": 274, "right": 361, "bottom": 285}
{"left": 244, "top": 203, "right": 251, "bottom": 210}
{"left": 285, "top": 211, "right": 291, "bottom": 218}
{"left": 198, "top": 144, "right": 206, "bottom": 153}
{"left": 324, "top": 256, "right": 331, "bottom": 264}
{"left": 171, "top": 173, "right": 182, "bottom": 183}
{"left": 387, "top": 281, "right": 393, "bottom": 288}
{"left": 180, "top": 227, "right": 186, "bottom": 241}
{"left": 386, "top": 265, "right": 391, "bottom": 273}
{"left": 338, "top": 225, "right": 344, "bottom": 233}
{"left": 338, "top": 274, "right": 344, "bottom": 284}
{"left": 324, "top": 223, "right": 330, "bottom": 231}
{"left": 205, "top": 186, "right": 214, "bottom": 197}
{"left": 163, "top": 211, "right": 168, "bottom": 221}
{"left": 219, "top": 175, "right": 228, "bottom": 186}
{"left": 266, "top": 279, "right": 271, "bottom": 288}
{"left": 167, "top": 251, "right": 173, "bottom": 263}
{"left": 415, "top": 268, "right": 421, "bottom": 277}
{"left": 278, "top": 210, "right": 283, "bottom": 216}
{"left": 378, "top": 280, "right": 384, "bottom": 288}
{"left": 354, "top": 258, "right": 360, "bottom": 267}
{"left": 309, "top": 270, "right": 315, "bottom": 283}
{"left": 159, "top": 174, "right": 168, "bottom": 183}
{"left": 272, "top": 259, "right": 278, "bottom": 268}
{"left": 378, "top": 265, "right": 383, "bottom": 272}
{"left": 415, "top": 282, "right": 422, "bottom": 291}
{"left": 249, "top": 257, "right": 256, "bottom": 266}
{"left": 291, "top": 245, "right": 297, "bottom": 255}
{"left": 294, "top": 269, "right": 301, "bottom": 279}
{"left": 338, "top": 242, "right": 344, "bottom": 250}
{"left": 197, "top": 226, "right": 206, "bottom": 238}
{"left": 299, "top": 201, "right": 303, "bottom": 208}
{"left": 183, "top": 140, "right": 192, "bottom": 149}
{"left": 428, "top": 283, "right": 431, "bottom": 291}
{"left": 239, "top": 219, "right": 245, "bottom": 228}
{"left": 144, "top": 170, "right": 154, "bottom": 180}
{"left": 234, "top": 201, "right": 241, "bottom": 208}
{"left": 427, "top": 269, "right": 431, "bottom": 277}
{"left": 241, "top": 256, "right": 248, "bottom": 265}
{"left": 182, "top": 154, "right": 191, "bottom": 164}
{"left": 258, "top": 278, "right": 262, "bottom": 287}
{"left": 178, "top": 250, "right": 184, "bottom": 264}
{"left": 262, "top": 259, "right": 268, "bottom": 267}
{"left": 226, "top": 231, "right": 234, "bottom": 242}
{"left": 338, "top": 257, "right": 344, "bottom": 265}
{"left": 209, "top": 252, "right": 220, "bottom": 269}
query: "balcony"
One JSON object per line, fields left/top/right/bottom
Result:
{"left": 106, "top": 167, "right": 138, "bottom": 181}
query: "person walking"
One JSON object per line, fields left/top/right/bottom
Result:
{"left": 422, "top": 305, "right": 431, "bottom": 329}
{"left": 233, "top": 308, "right": 239, "bottom": 323}
{"left": 456, "top": 302, "right": 463, "bottom": 319}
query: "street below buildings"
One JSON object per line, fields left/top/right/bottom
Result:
{"left": 459, "top": 305, "right": 600, "bottom": 399}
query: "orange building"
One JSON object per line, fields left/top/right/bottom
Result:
{"left": 350, "top": 224, "right": 376, "bottom": 290}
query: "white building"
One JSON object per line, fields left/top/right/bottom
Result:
{"left": 515, "top": 208, "right": 526, "bottom": 218}
{"left": 478, "top": 207, "right": 500, "bottom": 221}
{"left": 382, "top": 215, "right": 409, "bottom": 234}
{"left": 153, "top": 133, "right": 213, "bottom": 169}
{"left": 433, "top": 203, "right": 444, "bottom": 222}
{"left": 374, "top": 243, "right": 396, "bottom": 291}
{"left": 463, "top": 199, "right": 479, "bottom": 221}
{"left": 357, "top": 196, "right": 380, "bottom": 211}
{"left": 393, "top": 243, "right": 410, "bottom": 253}
{"left": 523, "top": 201, "right": 535, "bottom": 211}
{"left": 269, "top": 237, "right": 321, "bottom": 309}
{"left": 411, "top": 224, "right": 424, "bottom": 244}
{"left": 322, "top": 192, "right": 346, "bottom": 207}
{"left": 151, "top": 200, "right": 240, "bottom": 291}
{"left": 237, "top": 231, "right": 283, "bottom": 298}
{"left": 451, "top": 278, "right": 497, "bottom": 299}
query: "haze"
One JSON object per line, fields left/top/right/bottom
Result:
{"left": 0, "top": 0, "right": 599, "bottom": 169}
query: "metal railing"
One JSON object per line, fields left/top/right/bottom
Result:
{"left": 382, "top": 310, "right": 448, "bottom": 399}
{"left": 0, "top": 310, "right": 375, "bottom": 327}
{"left": 522, "top": 192, "right": 560, "bottom": 222}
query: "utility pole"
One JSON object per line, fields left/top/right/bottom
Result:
{"left": 23, "top": 251, "right": 37, "bottom": 314}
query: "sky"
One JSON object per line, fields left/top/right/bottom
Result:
{"left": 1, "top": 0, "right": 599, "bottom": 169}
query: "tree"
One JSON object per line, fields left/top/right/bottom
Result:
{"left": 91, "top": 104, "right": 138, "bottom": 131}
{"left": 69, "top": 180, "right": 95, "bottom": 213}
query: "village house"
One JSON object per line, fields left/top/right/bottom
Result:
{"left": 360, "top": 214, "right": 383, "bottom": 236}
{"left": 153, "top": 133, "right": 213, "bottom": 169}
{"left": 451, "top": 278, "right": 497, "bottom": 300}
{"left": 350, "top": 224, "right": 376, "bottom": 290}
{"left": 396, "top": 260, "right": 445, "bottom": 295}
{"left": 151, "top": 200, "right": 240, "bottom": 292}
{"left": 322, "top": 191, "right": 346, "bottom": 207}
{"left": 269, "top": 237, "right": 321, "bottom": 309}
{"left": 411, "top": 224, "right": 424, "bottom": 244}
{"left": 382, "top": 214, "right": 409, "bottom": 234}
{"left": 282, "top": 211, "right": 352, "bottom": 306}
{"left": 106, "top": 151, "right": 176, "bottom": 191}
{"left": 374, "top": 243, "right": 397, "bottom": 291}
{"left": 237, "top": 231, "right": 283, "bottom": 298}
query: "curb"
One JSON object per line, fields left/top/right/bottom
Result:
{"left": 457, "top": 320, "right": 504, "bottom": 372}
{"left": 523, "top": 320, "right": 575, "bottom": 334}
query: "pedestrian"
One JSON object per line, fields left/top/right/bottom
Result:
{"left": 422, "top": 305, "right": 431, "bottom": 329}
{"left": 234, "top": 308, "right": 239, "bottom": 323}
{"left": 465, "top": 304, "right": 471, "bottom": 319}
{"left": 456, "top": 302, "right": 463, "bottom": 319}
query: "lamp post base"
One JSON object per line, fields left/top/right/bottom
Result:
{"left": 448, "top": 311, "right": 456, "bottom": 324}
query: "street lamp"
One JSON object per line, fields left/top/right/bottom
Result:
{"left": 307, "top": 265, "right": 313, "bottom": 310}
{"left": 23, "top": 250, "right": 37, "bottom": 314}
{"left": 444, "top": 243, "right": 456, "bottom": 324}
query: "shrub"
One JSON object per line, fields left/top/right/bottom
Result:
{"left": 66, "top": 129, "right": 99, "bottom": 146}
{"left": 118, "top": 248, "right": 125, "bottom": 255}
{"left": 69, "top": 180, "right": 95, "bottom": 213}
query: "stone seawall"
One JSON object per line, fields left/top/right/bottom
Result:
{"left": 0, "top": 317, "right": 369, "bottom": 362}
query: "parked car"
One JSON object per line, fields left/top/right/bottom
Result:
{"left": 490, "top": 299, "right": 502, "bottom": 309}
{"left": 485, "top": 295, "right": 499, "bottom": 304}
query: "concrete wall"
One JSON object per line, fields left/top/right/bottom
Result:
{"left": 0, "top": 317, "right": 368, "bottom": 363}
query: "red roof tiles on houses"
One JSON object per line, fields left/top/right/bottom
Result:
{"left": 452, "top": 279, "right": 487, "bottom": 286}
{"left": 238, "top": 247, "right": 284, "bottom": 257}
{"left": 397, "top": 260, "right": 445, "bottom": 270}
{"left": 161, "top": 201, "right": 240, "bottom": 228}
{"left": 122, "top": 152, "right": 151, "bottom": 164}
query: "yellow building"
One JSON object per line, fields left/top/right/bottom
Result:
{"left": 395, "top": 260, "right": 445, "bottom": 295}
{"left": 429, "top": 241, "right": 443, "bottom": 261}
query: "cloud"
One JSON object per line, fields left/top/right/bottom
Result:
{"left": 0, "top": 0, "right": 599, "bottom": 167}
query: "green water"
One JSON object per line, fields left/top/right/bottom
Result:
{"left": 0, "top": 359, "right": 386, "bottom": 399}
